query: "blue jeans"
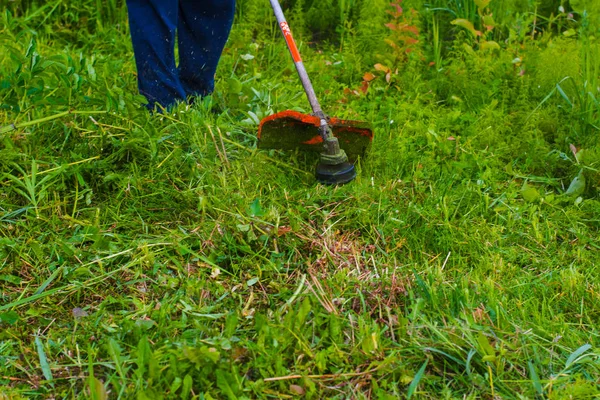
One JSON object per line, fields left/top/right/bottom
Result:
{"left": 126, "top": 0, "right": 236, "bottom": 109}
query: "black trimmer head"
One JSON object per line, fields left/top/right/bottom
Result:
{"left": 315, "top": 161, "right": 357, "bottom": 185}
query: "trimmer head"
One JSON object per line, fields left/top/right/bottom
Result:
{"left": 258, "top": 111, "right": 374, "bottom": 162}
{"left": 315, "top": 161, "right": 357, "bottom": 185}
{"left": 262, "top": 3, "right": 373, "bottom": 185}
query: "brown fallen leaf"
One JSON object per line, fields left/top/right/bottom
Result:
{"left": 289, "top": 384, "right": 305, "bottom": 396}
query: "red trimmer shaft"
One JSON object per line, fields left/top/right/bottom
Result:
{"left": 268, "top": 0, "right": 346, "bottom": 161}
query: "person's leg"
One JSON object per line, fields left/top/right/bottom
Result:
{"left": 126, "top": 0, "right": 186, "bottom": 109}
{"left": 177, "top": 0, "right": 236, "bottom": 97}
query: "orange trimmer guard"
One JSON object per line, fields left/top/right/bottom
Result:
{"left": 258, "top": 110, "right": 374, "bottom": 161}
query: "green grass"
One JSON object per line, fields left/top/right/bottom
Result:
{"left": 1, "top": 0, "right": 600, "bottom": 398}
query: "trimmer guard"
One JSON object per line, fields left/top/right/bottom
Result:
{"left": 258, "top": 110, "right": 374, "bottom": 161}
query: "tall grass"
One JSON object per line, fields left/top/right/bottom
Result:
{"left": 1, "top": 0, "right": 599, "bottom": 398}
{"left": 534, "top": 10, "right": 600, "bottom": 144}
{"left": 427, "top": 0, "right": 477, "bottom": 21}
{"left": 575, "top": 11, "right": 600, "bottom": 139}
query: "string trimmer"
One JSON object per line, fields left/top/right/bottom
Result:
{"left": 258, "top": 0, "right": 374, "bottom": 185}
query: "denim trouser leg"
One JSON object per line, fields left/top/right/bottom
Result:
{"left": 126, "top": 0, "right": 186, "bottom": 108}
{"left": 126, "top": 0, "right": 236, "bottom": 109}
{"left": 178, "top": 0, "right": 236, "bottom": 97}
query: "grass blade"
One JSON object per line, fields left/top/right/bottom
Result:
{"left": 35, "top": 336, "right": 53, "bottom": 384}
{"left": 407, "top": 359, "right": 428, "bottom": 399}
{"left": 423, "top": 347, "right": 465, "bottom": 367}
{"left": 528, "top": 361, "right": 543, "bottom": 396}
{"left": 527, "top": 76, "right": 572, "bottom": 121}
{"left": 466, "top": 348, "right": 476, "bottom": 378}
{"left": 565, "top": 344, "right": 592, "bottom": 369}
{"left": 556, "top": 83, "right": 574, "bottom": 109}
{"left": 35, "top": 267, "right": 64, "bottom": 295}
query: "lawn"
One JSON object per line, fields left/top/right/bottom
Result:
{"left": 1, "top": 0, "right": 599, "bottom": 398}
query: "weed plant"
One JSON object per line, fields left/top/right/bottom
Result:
{"left": 1, "top": 0, "right": 600, "bottom": 399}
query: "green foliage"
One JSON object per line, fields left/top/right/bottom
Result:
{"left": 570, "top": 0, "right": 600, "bottom": 18}
{"left": 1, "top": 0, "right": 600, "bottom": 398}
